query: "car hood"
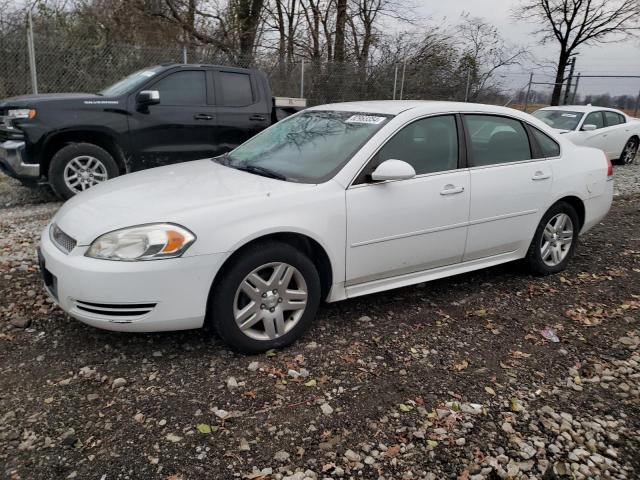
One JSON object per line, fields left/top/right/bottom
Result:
{"left": 53, "top": 159, "right": 315, "bottom": 246}
{"left": 0, "top": 93, "right": 100, "bottom": 108}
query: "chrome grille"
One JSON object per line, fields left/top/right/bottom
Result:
{"left": 50, "top": 224, "right": 77, "bottom": 254}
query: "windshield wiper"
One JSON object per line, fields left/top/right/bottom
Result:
{"left": 234, "top": 165, "right": 288, "bottom": 181}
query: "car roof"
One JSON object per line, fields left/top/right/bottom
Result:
{"left": 306, "top": 100, "right": 533, "bottom": 118}
{"left": 537, "top": 105, "right": 625, "bottom": 115}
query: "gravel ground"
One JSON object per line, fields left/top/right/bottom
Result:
{"left": 0, "top": 168, "right": 639, "bottom": 480}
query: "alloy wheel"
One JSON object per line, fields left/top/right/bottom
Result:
{"left": 622, "top": 139, "right": 638, "bottom": 165}
{"left": 63, "top": 155, "right": 109, "bottom": 193}
{"left": 540, "top": 213, "right": 574, "bottom": 267}
{"left": 233, "top": 262, "right": 308, "bottom": 341}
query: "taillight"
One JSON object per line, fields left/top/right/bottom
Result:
{"left": 606, "top": 154, "right": 613, "bottom": 177}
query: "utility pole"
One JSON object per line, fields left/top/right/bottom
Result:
{"left": 26, "top": 9, "right": 38, "bottom": 94}
{"left": 399, "top": 61, "right": 406, "bottom": 100}
{"left": 392, "top": 64, "right": 398, "bottom": 100}
{"left": 464, "top": 68, "right": 471, "bottom": 102}
{"left": 571, "top": 73, "right": 581, "bottom": 104}
{"left": 563, "top": 56, "right": 576, "bottom": 105}
{"left": 300, "top": 58, "right": 304, "bottom": 98}
{"left": 523, "top": 73, "right": 533, "bottom": 112}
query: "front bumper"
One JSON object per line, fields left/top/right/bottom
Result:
{"left": 0, "top": 140, "right": 39, "bottom": 181}
{"left": 38, "top": 225, "right": 225, "bottom": 332}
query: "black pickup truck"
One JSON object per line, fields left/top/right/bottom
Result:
{"left": 0, "top": 64, "right": 305, "bottom": 198}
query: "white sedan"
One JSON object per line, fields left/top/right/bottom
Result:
{"left": 533, "top": 105, "right": 640, "bottom": 165}
{"left": 39, "top": 101, "right": 613, "bottom": 352}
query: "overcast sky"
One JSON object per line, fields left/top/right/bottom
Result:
{"left": 416, "top": 0, "right": 640, "bottom": 97}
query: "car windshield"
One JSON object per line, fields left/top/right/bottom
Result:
{"left": 224, "top": 110, "right": 392, "bottom": 183}
{"left": 99, "top": 66, "right": 164, "bottom": 96}
{"left": 532, "top": 109, "right": 584, "bottom": 131}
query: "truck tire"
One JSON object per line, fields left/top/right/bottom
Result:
{"left": 48, "top": 143, "right": 119, "bottom": 199}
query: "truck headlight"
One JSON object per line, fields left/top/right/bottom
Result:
{"left": 8, "top": 109, "right": 36, "bottom": 120}
{"left": 85, "top": 224, "right": 196, "bottom": 261}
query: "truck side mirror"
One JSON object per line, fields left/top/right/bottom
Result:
{"left": 137, "top": 90, "right": 160, "bottom": 106}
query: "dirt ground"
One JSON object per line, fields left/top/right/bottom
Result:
{"left": 0, "top": 177, "right": 638, "bottom": 480}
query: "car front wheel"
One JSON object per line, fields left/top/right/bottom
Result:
{"left": 525, "top": 202, "right": 579, "bottom": 275}
{"left": 209, "top": 241, "right": 321, "bottom": 353}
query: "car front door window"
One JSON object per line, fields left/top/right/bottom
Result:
{"left": 583, "top": 112, "right": 605, "bottom": 130}
{"left": 375, "top": 115, "right": 459, "bottom": 175}
{"left": 464, "top": 115, "right": 531, "bottom": 166}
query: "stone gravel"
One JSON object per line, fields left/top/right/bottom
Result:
{"left": 0, "top": 172, "right": 639, "bottom": 479}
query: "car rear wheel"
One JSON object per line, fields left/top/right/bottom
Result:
{"left": 209, "top": 241, "right": 321, "bottom": 353}
{"left": 619, "top": 137, "right": 638, "bottom": 165}
{"left": 48, "top": 143, "right": 119, "bottom": 199}
{"left": 525, "top": 202, "right": 579, "bottom": 276}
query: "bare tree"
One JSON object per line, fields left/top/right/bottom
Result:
{"left": 515, "top": 0, "right": 640, "bottom": 105}
{"left": 459, "top": 15, "right": 529, "bottom": 101}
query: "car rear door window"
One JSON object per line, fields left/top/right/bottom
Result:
{"left": 464, "top": 115, "right": 531, "bottom": 166}
{"left": 376, "top": 115, "right": 459, "bottom": 175}
{"left": 151, "top": 71, "right": 206, "bottom": 106}
{"left": 604, "top": 111, "right": 625, "bottom": 126}
{"left": 531, "top": 127, "right": 560, "bottom": 158}
{"left": 218, "top": 71, "right": 254, "bottom": 106}
{"left": 583, "top": 111, "right": 605, "bottom": 130}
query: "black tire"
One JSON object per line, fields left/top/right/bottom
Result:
{"left": 48, "top": 142, "right": 119, "bottom": 200}
{"left": 525, "top": 201, "right": 580, "bottom": 276}
{"left": 208, "top": 241, "right": 321, "bottom": 353}
{"left": 618, "top": 137, "right": 638, "bottom": 165}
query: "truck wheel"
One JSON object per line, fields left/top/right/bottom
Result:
{"left": 48, "top": 143, "right": 119, "bottom": 199}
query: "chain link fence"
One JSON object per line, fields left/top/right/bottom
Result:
{"left": 0, "top": 33, "right": 479, "bottom": 105}
{"left": 3, "top": 32, "right": 638, "bottom": 113}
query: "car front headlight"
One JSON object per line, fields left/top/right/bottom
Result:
{"left": 8, "top": 108, "right": 36, "bottom": 120}
{"left": 85, "top": 224, "right": 196, "bottom": 261}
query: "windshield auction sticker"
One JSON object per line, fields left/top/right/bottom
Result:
{"left": 346, "top": 115, "right": 386, "bottom": 124}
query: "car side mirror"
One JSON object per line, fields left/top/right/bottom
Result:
{"left": 136, "top": 90, "right": 160, "bottom": 106}
{"left": 371, "top": 159, "right": 416, "bottom": 182}
{"left": 582, "top": 124, "right": 597, "bottom": 131}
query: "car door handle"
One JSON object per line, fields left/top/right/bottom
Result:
{"left": 194, "top": 113, "right": 213, "bottom": 120}
{"left": 532, "top": 171, "right": 551, "bottom": 181}
{"left": 440, "top": 184, "right": 465, "bottom": 195}
{"left": 249, "top": 115, "right": 266, "bottom": 121}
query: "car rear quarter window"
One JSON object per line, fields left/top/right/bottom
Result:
{"left": 464, "top": 115, "right": 531, "bottom": 167}
{"left": 531, "top": 127, "right": 560, "bottom": 158}
{"left": 583, "top": 111, "right": 605, "bottom": 129}
{"left": 376, "top": 115, "right": 459, "bottom": 175}
{"left": 218, "top": 71, "right": 254, "bottom": 106}
{"left": 151, "top": 71, "right": 206, "bottom": 105}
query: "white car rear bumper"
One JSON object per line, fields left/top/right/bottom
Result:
{"left": 39, "top": 225, "right": 224, "bottom": 332}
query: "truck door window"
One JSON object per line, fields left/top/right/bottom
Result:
{"left": 218, "top": 72, "right": 254, "bottom": 106}
{"left": 151, "top": 71, "right": 206, "bottom": 106}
